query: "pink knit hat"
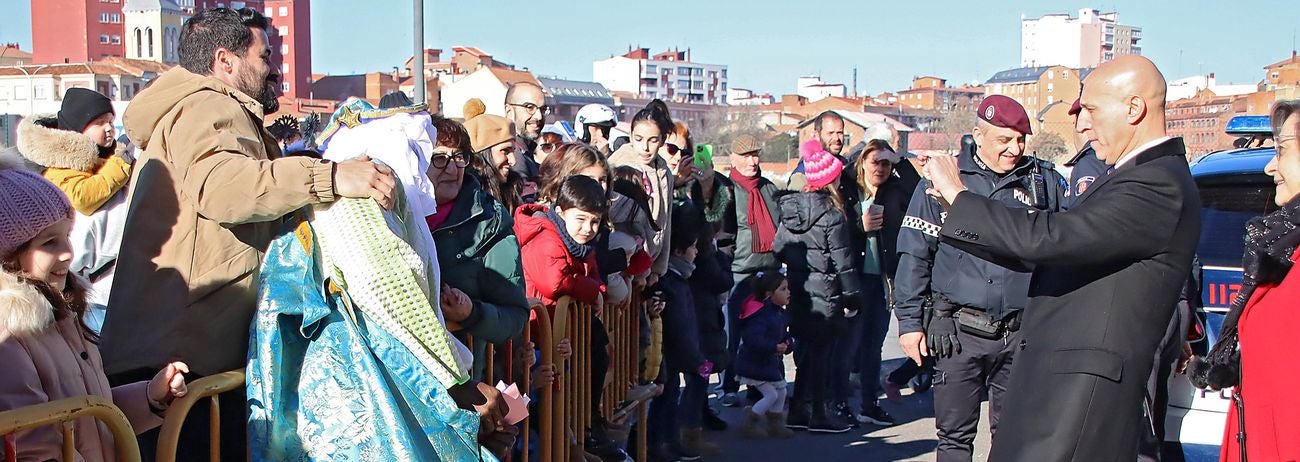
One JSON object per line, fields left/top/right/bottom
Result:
{"left": 800, "top": 139, "right": 843, "bottom": 191}
{"left": 0, "top": 162, "right": 73, "bottom": 258}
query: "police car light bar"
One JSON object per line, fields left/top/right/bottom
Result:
{"left": 1224, "top": 115, "right": 1272, "bottom": 136}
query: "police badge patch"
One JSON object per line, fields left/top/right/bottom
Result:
{"left": 1075, "top": 176, "right": 1097, "bottom": 196}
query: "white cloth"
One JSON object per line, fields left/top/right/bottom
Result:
{"left": 320, "top": 109, "right": 473, "bottom": 378}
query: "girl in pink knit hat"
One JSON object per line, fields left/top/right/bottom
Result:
{"left": 772, "top": 138, "right": 864, "bottom": 434}
{"left": 0, "top": 157, "right": 189, "bottom": 462}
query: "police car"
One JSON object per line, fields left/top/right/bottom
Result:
{"left": 1164, "top": 115, "right": 1279, "bottom": 461}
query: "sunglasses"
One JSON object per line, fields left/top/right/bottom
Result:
{"left": 431, "top": 152, "right": 469, "bottom": 169}
{"left": 663, "top": 143, "right": 685, "bottom": 156}
{"left": 539, "top": 143, "right": 560, "bottom": 154}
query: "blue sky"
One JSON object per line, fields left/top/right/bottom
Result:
{"left": 2, "top": 0, "right": 1297, "bottom": 96}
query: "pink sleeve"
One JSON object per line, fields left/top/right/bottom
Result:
{"left": 0, "top": 339, "right": 66, "bottom": 462}
{"left": 111, "top": 381, "right": 164, "bottom": 435}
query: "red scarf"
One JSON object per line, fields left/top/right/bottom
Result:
{"left": 729, "top": 168, "right": 776, "bottom": 253}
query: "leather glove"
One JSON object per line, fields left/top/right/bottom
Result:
{"left": 925, "top": 313, "right": 961, "bottom": 358}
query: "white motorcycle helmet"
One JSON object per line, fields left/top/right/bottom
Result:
{"left": 574, "top": 104, "right": 617, "bottom": 142}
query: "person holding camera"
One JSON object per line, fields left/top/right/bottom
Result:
{"left": 892, "top": 96, "right": 1066, "bottom": 462}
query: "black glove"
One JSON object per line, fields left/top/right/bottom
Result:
{"left": 925, "top": 312, "right": 961, "bottom": 358}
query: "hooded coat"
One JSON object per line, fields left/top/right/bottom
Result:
{"left": 15, "top": 114, "right": 132, "bottom": 216}
{"left": 0, "top": 270, "right": 161, "bottom": 462}
{"left": 101, "top": 67, "right": 337, "bottom": 376}
{"left": 12, "top": 115, "right": 133, "bottom": 312}
{"left": 774, "top": 190, "right": 862, "bottom": 336}
{"left": 513, "top": 203, "right": 604, "bottom": 306}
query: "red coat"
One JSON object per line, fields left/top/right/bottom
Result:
{"left": 1221, "top": 250, "right": 1300, "bottom": 462}
{"left": 513, "top": 204, "right": 604, "bottom": 307}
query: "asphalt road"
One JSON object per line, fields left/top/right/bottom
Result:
{"left": 705, "top": 316, "right": 993, "bottom": 462}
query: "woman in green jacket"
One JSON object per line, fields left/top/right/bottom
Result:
{"left": 426, "top": 116, "right": 529, "bottom": 380}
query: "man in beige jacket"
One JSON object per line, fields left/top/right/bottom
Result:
{"left": 100, "top": 7, "right": 394, "bottom": 457}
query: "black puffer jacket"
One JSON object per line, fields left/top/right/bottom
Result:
{"left": 774, "top": 190, "right": 862, "bottom": 336}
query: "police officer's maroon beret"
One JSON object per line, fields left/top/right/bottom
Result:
{"left": 976, "top": 95, "right": 1033, "bottom": 135}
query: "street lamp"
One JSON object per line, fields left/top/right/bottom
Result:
{"left": 16, "top": 64, "right": 51, "bottom": 116}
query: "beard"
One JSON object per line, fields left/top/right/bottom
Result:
{"left": 236, "top": 67, "right": 280, "bottom": 114}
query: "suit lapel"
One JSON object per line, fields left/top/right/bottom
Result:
{"left": 1074, "top": 138, "right": 1186, "bottom": 205}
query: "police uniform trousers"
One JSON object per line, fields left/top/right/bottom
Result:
{"left": 933, "top": 325, "right": 1021, "bottom": 462}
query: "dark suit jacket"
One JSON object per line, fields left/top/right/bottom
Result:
{"left": 939, "top": 138, "right": 1201, "bottom": 462}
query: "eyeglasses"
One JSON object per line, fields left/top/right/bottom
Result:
{"left": 663, "top": 143, "right": 684, "bottom": 156}
{"left": 539, "top": 143, "right": 560, "bottom": 154}
{"left": 431, "top": 152, "right": 470, "bottom": 169}
{"left": 508, "top": 102, "right": 553, "bottom": 116}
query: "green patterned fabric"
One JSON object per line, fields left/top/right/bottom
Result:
{"left": 313, "top": 195, "right": 470, "bottom": 387}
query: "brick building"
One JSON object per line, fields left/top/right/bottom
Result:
{"left": 895, "top": 76, "right": 985, "bottom": 112}
{"left": 31, "top": 0, "right": 126, "bottom": 64}
{"left": 985, "top": 65, "right": 1091, "bottom": 131}
{"left": 1166, "top": 88, "right": 1250, "bottom": 159}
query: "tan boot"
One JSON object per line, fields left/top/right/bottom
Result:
{"left": 679, "top": 426, "right": 722, "bottom": 456}
{"left": 740, "top": 406, "right": 769, "bottom": 439}
{"left": 766, "top": 412, "right": 796, "bottom": 439}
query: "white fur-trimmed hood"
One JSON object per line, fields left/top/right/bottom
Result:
{"left": 16, "top": 114, "right": 102, "bottom": 172}
{"left": 0, "top": 270, "right": 55, "bottom": 339}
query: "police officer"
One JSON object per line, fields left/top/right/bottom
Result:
{"left": 893, "top": 95, "right": 1067, "bottom": 462}
{"left": 1064, "top": 97, "right": 1108, "bottom": 208}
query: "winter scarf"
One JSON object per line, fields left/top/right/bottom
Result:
{"left": 545, "top": 206, "right": 593, "bottom": 260}
{"left": 729, "top": 168, "right": 776, "bottom": 253}
{"left": 668, "top": 254, "right": 696, "bottom": 279}
{"left": 1192, "top": 196, "right": 1300, "bottom": 390}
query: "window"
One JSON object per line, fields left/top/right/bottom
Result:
{"left": 663, "top": 68, "right": 673, "bottom": 75}
{"left": 281, "top": 63, "right": 289, "bottom": 73}
{"left": 1273, "top": 72, "right": 1281, "bottom": 80}
{"left": 1063, "top": 70, "right": 1070, "bottom": 79}
{"left": 15, "top": 85, "right": 27, "bottom": 100}
{"left": 693, "top": 81, "right": 703, "bottom": 90}
{"left": 281, "top": 44, "right": 289, "bottom": 55}
{"left": 264, "top": 7, "right": 273, "bottom": 17}
{"left": 281, "top": 82, "right": 290, "bottom": 92}
{"left": 721, "top": 69, "right": 727, "bottom": 78}
{"left": 134, "top": 28, "right": 142, "bottom": 57}
{"left": 694, "top": 68, "right": 703, "bottom": 76}
{"left": 278, "top": 26, "right": 288, "bottom": 36}
{"left": 111, "top": 13, "right": 121, "bottom": 23}
{"left": 34, "top": 84, "right": 48, "bottom": 99}
{"left": 100, "top": 13, "right": 111, "bottom": 23}
{"left": 1047, "top": 83, "right": 1054, "bottom": 91}
{"left": 279, "top": 6, "right": 288, "bottom": 16}
{"left": 645, "top": 64, "right": 657, "bottom": 74}
{"left": 111, "top": 35, "right": 121, "bottom": 45}
{"left": 147, "top": 28, "right": 154, "bottom": 58}
{"left": 100, "top": 34, "right": 111, "bottom": 44}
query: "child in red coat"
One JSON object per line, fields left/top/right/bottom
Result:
{"left": 514, "top": 175, "right": 609, "bottom": 306}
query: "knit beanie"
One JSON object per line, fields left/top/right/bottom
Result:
{"left": 57, "top": 88, "right": 114, "bottom": 132}
{"left": 0, "top": 160, "right": 74, "bottom": 258}
{"left": 462, "top": 98, "right": 515, "bottom": 153}
{"left": 800, "top": 139, "right": 843, "bottom": 191}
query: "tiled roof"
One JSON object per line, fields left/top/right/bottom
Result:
{"left": 538, "top": 77, "right": 612, "bottom": 103}
{"left": 986, "top": 66, "right": 1052, "bottom": 84}
{"left": 487, "top": 67, "right": 539, "bottom": 86}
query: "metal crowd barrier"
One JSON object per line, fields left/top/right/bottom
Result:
{"left": 155, "top": 368, "right": 246, "bottom": 462}
{"left": 0, "top": 395, "right": 142, "bottom": 462}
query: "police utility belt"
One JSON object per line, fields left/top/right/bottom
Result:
{"left": 931, "top": 299, "right": 1021, "bottom": 340}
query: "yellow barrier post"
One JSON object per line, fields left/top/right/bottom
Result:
{"left": 155, "top": 369, "right": 245, "bottom": 462}
{"left": 0, "top": 395, "right": 141, "bottom": 462}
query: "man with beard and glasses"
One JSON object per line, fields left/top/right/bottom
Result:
{"left": 504, "top": 81, "right": 548, "bottom": 193}
{"left": 100, "top": 7, "right": 396, "bottom": 459}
